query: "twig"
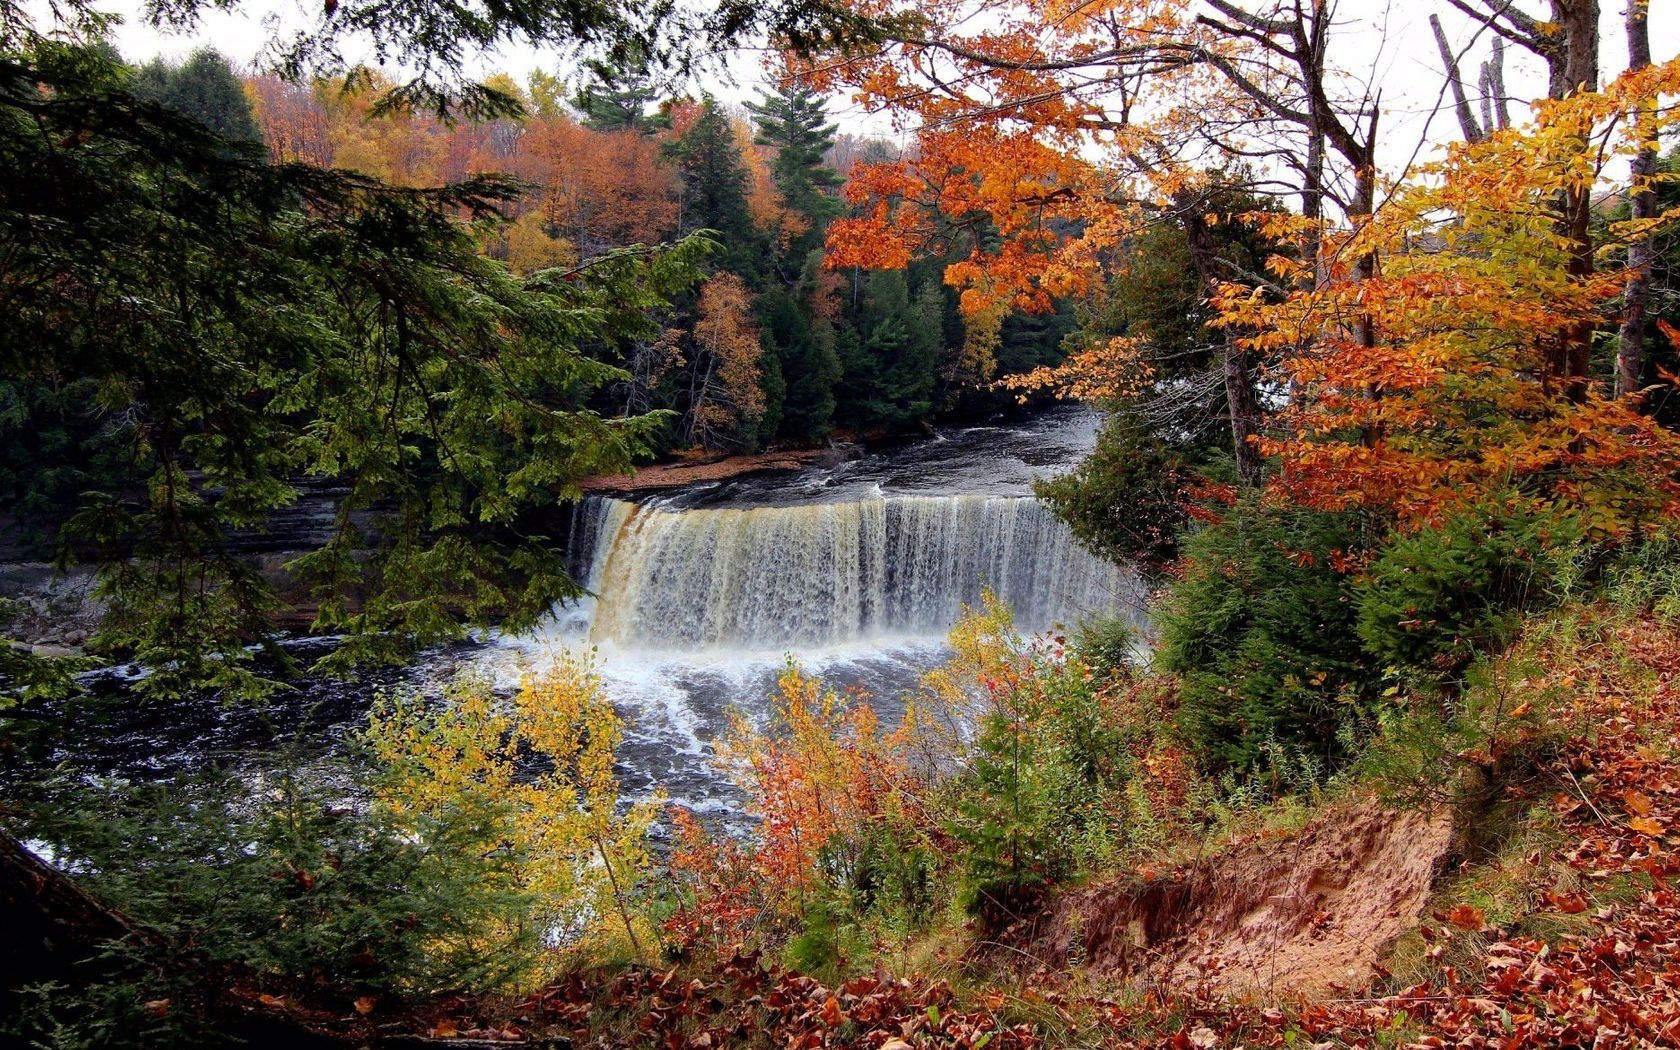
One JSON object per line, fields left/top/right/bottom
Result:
{"left": 1563, "top": 765, "right": 1610, "bottom": 827}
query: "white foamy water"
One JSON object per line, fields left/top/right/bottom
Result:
{"left": 475, "top": 407, "right": 1143, "bottom": 827}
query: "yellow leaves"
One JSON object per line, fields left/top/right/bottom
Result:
{"left": 364, "top": 655, "right": 661, "bottom": 974}
{"left": 692, "top": 273, "right": 767, "bottom": 444}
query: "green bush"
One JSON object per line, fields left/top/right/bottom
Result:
{"left": 1072, "top": 615, "right": 1139, "bottom": 680}
{"left": 10, "top": 763, "right": 541, "bottom": 1002}
{"left": 1157, "top": 499, "right": 1375, "bottom": 778}
{"left": 1035, "top": 409, "right": 1222, "bottom": 574}
{"left": 1354, "top": 500, "right": 1582, "bottom": 678}
{"left": 946, "top": 657, "right": 1137, "bottom": 924}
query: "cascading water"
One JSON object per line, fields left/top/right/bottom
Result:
{"left": 45, "top": 407, "right": 1137, "bottom": 831}
{"left": 581, "top": 494, "right": 1131, "bottom": 651}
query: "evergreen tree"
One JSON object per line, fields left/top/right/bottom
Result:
{"left": 745, "top": 82, "right": 841, "bottom": 240}
{"left": 569, "top": 52, "right": 668, "bottom": 134}
{"left": 0, "top": 44, "right": 704, "bottom": 699}
{"left": 666, "top": 96, "right": 758, "bottom": 276}
{"left": 130, "top": 48, "right": 259, "bottom": 142}
{"left": 836, "top": 270, "right": 941, "bottom": 430}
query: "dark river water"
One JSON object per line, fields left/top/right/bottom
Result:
{"left": 33, "top": 406, "right": 1139, "bottom": 832}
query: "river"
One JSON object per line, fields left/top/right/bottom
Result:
{"left": 36, "top": 406, "right": 1140, "bottom": 830}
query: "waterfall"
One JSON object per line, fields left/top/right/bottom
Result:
{"left": 579, "top": 494, "right": 1134, "bottom": 650}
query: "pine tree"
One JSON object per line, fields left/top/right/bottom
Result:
{"left": 0, "top": 44, "right": 705, "bottom": 699}
{"left": 745, "top": 83, "right": 841, "bottom": 237}
{"left": 130, "top": 48, "right": 259, "bottom": 142}
{"left": 569, "top": 52, "right": 668, "bottom": 134}
{"left": 837, "top": 270, "right": 941, "bottom": 429}
{"left": 667, "top": 97, "right": 758, "bottom": 276}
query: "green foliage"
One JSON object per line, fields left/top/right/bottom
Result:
{"left": 668, "top": 97, "right": 761, "bottom": 276}
{"left": 1035, "top": 408, "right": 1218, "bottom": 573}
{"left": 1, "top": 42, "right": 703, "bottom": 698}
{"left": 947, "top": 651, "right": 1137, "bottom": 924}
{"left": 1603, "top": 531, "right": 1680, "bottom": 623}
{"left": 747, "top": 82, "right": 841, "bottom": 246}
{"left": 129, "top": 48, "right": 258, "bottom": 142}
{"left": 1157, "top": 499, "right": 1375, "bottom": 777}
{"left": 761, "top": 271, "right": 842, "bottom": 440}
{"left": 1072, "top": 615, "right": 1138, "bottom": 680}
{"left": 1354, "top": 499, "right": 1583, "bottom": 678}
{"left": 571, "top": 50, "right": 668, "bottom": 132}
{"left": 837, "top": 270, "right": 943, "bottom": 429}
{"left": 12, "top": 764, "right": 540, "bottom": 1001}
{"left": 0, "top": 377, "right": 130, "bottom": 552}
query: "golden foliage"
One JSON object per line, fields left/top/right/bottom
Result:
{"left": 365, "top": 656, "right": 660, "bottom": 977}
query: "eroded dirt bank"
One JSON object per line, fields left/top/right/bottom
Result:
{"left": 1006, "top": 800, "right": 1455, "bottom": 998}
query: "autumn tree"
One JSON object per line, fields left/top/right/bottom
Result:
{"left": 689, "top": 272, "right": 768, "bottom": 448}
{"left": 245, "top": 74, "right": 333, "bottom": 164}
{"left": 810, "top": 0, "right": 1386, "bottom": 486}
{"left": 1231, "top": 60, "right": 1680, "bottom": 536}
{"left": 517, "top": 114, "right": 681, "bottom": 257}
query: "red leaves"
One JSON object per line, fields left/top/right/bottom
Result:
{"left": 521, "top": 956, "right": 1033, "bottom": 1049}
{"left": 1445, "top": 904, "right": 1487, "bottom": 931}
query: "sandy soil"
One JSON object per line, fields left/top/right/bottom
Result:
{"left": 1016, "top": 799, "right": 1455, "bottom": 998}
{"left": 579, "top": 448, "right": 833, "bottom": 494}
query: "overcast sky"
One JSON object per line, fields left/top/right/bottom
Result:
{"left": 82, "top": 0, "right": 1680, "bottom": 178}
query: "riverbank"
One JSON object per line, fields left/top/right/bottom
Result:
{"left": 578, "top": 442, "right": 861, "bottom": 495}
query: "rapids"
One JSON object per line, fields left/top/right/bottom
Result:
{"left": 31, "top": 406, "right": 1139, "bottom": 829}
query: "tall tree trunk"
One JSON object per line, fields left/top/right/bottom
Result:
{"left": 1183, "top": 204, "right": 1263, "bottom": 487}
{"left": 1550, "top": 0, "right": 1601, "bottom": 400}
{"left": 1616, "top": 0, "right": 1657, "bottom": 400}
{"left": 1431, "top": 12, "right": 1486, "bottom": 142}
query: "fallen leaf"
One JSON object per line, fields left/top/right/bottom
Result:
{"left": 1623, "top": 791, "right": 1654, "bottom": 816}
{"left": 144, "top": 999, "right": 170, "bottom": 1017}
{"left": 1628, "top": 816, "right": 1664, "bottom": 836}
{"left": 431, "top": 1020, "right": 459, "bottom": 1039}
{"left": 819, "top": 994, "right": 843, "bottom": 1027}
{"left": 353, "top": 995, "right": 377, "bottom": 1016}
{"left": 1447, "top": 904, "right": 1485, "bottom": 930}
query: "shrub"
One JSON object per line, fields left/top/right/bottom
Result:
{"left": 5, "top": 658, "right": 656, "bottom": 1047}
{"left": 1354, "top": 499, "right": 1582, "bottom": 679}
{"left": 1034, "top": 408, "right": 1220, "bottom": 574}
{"left": 945, "top": 632, "right": 1139, "bottom": 923}
{"left": 1603, "top": 530, "right": 1680, "bottom": 623}
{"left": 1157, "top": 499, "right": 1375, "bottom": 779}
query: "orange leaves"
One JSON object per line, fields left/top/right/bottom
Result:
{"left": 1445, "top": 904, "right": 1486, "bottom": 931}
{"left": 1244, "top": 59, "right": 1680, "bottom": 536}
{"left": 691, "top": 273, "right": 767, "bottom": 448}
{"left": 715, "top": 666, "right": 926, "bottom": 911}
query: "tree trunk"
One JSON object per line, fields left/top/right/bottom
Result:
{"left": 1183, "top": 204, "right": 1264, "bottom": 487}
{"left": 1430, "top": 13, "right": 1485, "bottom": 142}
{"left": 0, "top": 827, "right": 155, "bottom": 994}
{"left": 1616, "top": 0, "right": 1657, "bottom": 400}
{"left": 1550, "top": 0, "right": 1601, "bottom": 400}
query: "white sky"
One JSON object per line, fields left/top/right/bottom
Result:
{"left": 72, "top": 0, "right": 1680, "bottom": 178}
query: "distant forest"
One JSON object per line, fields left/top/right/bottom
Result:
{"left": 227, "top": 51, "right": 1072, "bottom": 449}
